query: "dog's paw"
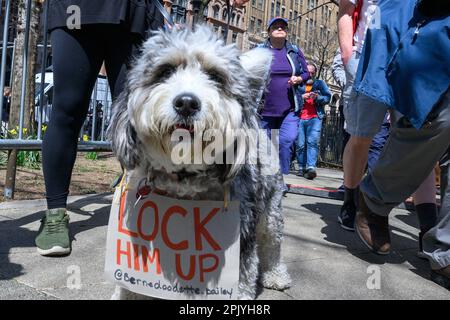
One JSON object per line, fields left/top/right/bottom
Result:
{"left": 237, "top": 283, "right": 256, "bottom": 300}
{"left": 260, "top": 263, "right": 292, "bottom": 290}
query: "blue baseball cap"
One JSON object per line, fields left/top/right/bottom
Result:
{"left": 267, "top": 17, "right": 288, "bottom": 30}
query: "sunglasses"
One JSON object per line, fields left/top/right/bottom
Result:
{"left": 270, "top": 24, "right": 288, "bottom": 31}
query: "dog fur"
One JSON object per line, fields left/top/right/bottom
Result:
{"left": 108, "top": 25, "right": 291, "bottom": 300}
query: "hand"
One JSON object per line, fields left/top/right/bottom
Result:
{"left": 230, "top": 0, "right": 250, "bottom": 7}
{"left": 288, "top": 76, "right": 302, "bottom": 86}
{"left": 302, "top": 93, "right": 311, "bottom": 99}
{"left": 309, "top": 92, "right": 318, "bottom": 100}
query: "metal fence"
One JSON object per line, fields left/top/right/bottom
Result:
{"left": 318, "top": 106, "right": 346, "bottom": 168}
{"left": 0, "top": 0, "right": 112, "bottom": 151}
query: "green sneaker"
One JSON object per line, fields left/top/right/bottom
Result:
{"left": 35, "top": 208, "right": 71, "bottom": 256}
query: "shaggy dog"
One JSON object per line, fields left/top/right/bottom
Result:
{"left": 108, "top": 25, "right": 291, "bottom": 300}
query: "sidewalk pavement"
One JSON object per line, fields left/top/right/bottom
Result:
{"left": 0, "top": 168, "right": 449, "bottom": 300}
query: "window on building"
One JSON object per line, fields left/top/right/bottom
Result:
{"left": 304, "top": 18, "right": 308, "bottom": 38}
{"left": 271, "top": 1, "right": 275, "bottom": 17}
{"left": 249, "top": 17, "right": 255, "bottom": 33}
{"left": 281, "top": 7, "right": 285, "bottom": 17}
{"left": 252, "top": 0, "right": 257, "bottom": 6}
{"left": 232, "top": 32, "right": 238, "bottom": 43}
{"left": 276, "top": 1, "right": 281, "bottom": 17}
{"left": 297, "top": 16, "right": 301, "bottom": 35}
{"left": 256, "top": 19, "right": 262, "bottom": 34}
{"left": 212, "top": 5, "right": 219, "bottom": 19}
{"left": 258, "top": 0, "right": 264, "bottom": 10}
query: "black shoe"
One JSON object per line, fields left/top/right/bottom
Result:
{"left": 338, "top": 187, "right": 359, "bottom": 231}
{"left": 431, "top": 266, "right": 450, "bottom": 290}
{"left": 282, "top": 184, "right": 289, "bottom": 197}
{"left": 304, "top": 168, "right": 317, "bottom": 180}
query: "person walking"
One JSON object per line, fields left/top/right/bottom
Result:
{"left": 35, "top": 0, "right": 164, "bottom": 256}
{"left": 257, "top": 17, "right": 309, "bottom": 193}
{"left": 295, "top": 63, "right": 331, "bottom": 180}
{"left": 337, "top": 0, "right": 384, "bottom": 230}
{"left": 347, "top": 0, "right": 450, "bottom": 287}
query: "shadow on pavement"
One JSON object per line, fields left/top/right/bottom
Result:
{"left": 0, "top": 193, "right": 112, "bottom": 281}
{"left": 301, "top": 202, "right": 432, "bottom": 283}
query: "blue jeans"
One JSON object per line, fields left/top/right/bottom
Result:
{"left": 367, "top": 113, "right": 390, "bottom": 174}
{"left": 260, "top": 112, "right": 299, "bottom": 175}
{"left": 296, "top": 117, "right": 322, "bottom": 170}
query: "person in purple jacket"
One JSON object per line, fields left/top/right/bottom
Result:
{"left": 257, "top": 17, "right": 309, "bottom": 195}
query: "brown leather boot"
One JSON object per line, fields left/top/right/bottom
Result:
{"left": 355, "top": 192, "right": 391, "bottom": 255}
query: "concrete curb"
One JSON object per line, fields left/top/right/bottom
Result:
{"left": 287, "top": 184, "right": 417, "bottom": 211}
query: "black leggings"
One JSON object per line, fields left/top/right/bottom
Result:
{"left": 42, "top": 25, "right": 141, "bottom": 209}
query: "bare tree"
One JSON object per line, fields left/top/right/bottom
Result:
{"left": 307, "top": 26, "right": 338, "bottom": 85}
{"left": 8, "top": 0, "right": 42, "bottom": 133}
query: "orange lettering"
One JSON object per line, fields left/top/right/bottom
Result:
{"left": 141, "top": 246, "right": 161, "bottom": 274}
{"left": 116, "top": 239, "right": 132, "bottom": 268}
{"left": 133, "top": 244, "right": 140, "bottom": 271}
{"left": 194, "top": 207, "right": 221, "bottom": 251}
{"left": 162, "top": 205, "right": 189, "bottom": 250}
{"left": 199, "top": 254, "right": 219, "bottom": 282}
{"left": 118, "top": 191, "right": 138, "bottom": 237}
{"left": 175, "top": 254, "right": 196, "bottom": 281}
{"left": 137, "top": 200, "right": 159, "bottom": 241}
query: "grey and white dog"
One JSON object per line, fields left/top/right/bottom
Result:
{"left": 108, "top": 25, "right": 291, "bottom": 300}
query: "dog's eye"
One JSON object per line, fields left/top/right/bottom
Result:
{"left": 153, "top": 64, "right": 177, "bottom": 82}
{"left": 205, "top": 69, "right": 228, "bottom": 86}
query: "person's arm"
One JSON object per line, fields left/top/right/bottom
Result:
{"left": 314, "top": 80, "right": 332, "bottom": 106}
{"left": 338, "top": 0, "right": 356, "bottom": 66}
{"left": 331, "top": 49, "right": 346, "bottom": 89}
{"left": 297, "top": 48, "right": 310, "bottom": 83}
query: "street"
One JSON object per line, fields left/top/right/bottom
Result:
{"left": 0, "top": 168, "right": 449, "bottom": 300}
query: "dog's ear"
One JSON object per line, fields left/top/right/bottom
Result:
{"left": 107, "top": 91, "right": 140, "bottom": 170}
{"left": 240, "top": 47, "right": 273, "bottom": 92}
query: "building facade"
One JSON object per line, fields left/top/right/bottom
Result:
{"left": 163, "top": 0, "right": 246, "bottom": 50}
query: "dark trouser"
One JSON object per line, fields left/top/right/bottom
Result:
{"left": 361, "top": 90, "right": 450, "bottom": 217}
{"left": 42, "top": 25, "right": 141, "bottom": 209}
{"left": 367, "top": 113, "right": 390, "bottom": 174}
{"left": 423, "top": 158, "right": 450, "bottom": 270}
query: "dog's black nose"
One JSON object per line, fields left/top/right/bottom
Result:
{"left": 173, "top": 93, "right": 201, "bottom": 117}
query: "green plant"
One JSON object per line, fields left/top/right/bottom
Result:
{"left": 5, "top": 126, "right": 44, "bottom": 169}
{"left": 85, "top": 152, "right": 98, "bottom": 160}
{"left": 0, "top": 151, "right": 8, "bottom": 167}
{"left": 17, "top": 150, "right": 41, "bottom": 169}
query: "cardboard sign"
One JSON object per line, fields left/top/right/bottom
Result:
{"left": 104, "top": 176, "right": 240, "bottom": 300}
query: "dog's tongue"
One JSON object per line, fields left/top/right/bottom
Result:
{"left": 175, "top": 124, "right": 194, "bottom": 133}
